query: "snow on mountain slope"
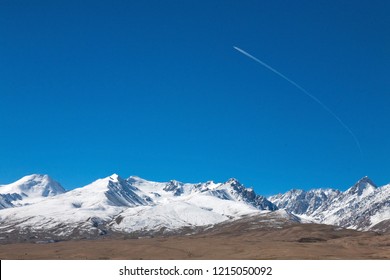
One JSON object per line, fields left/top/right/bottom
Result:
{"left": 1, "top": 173, "right": 388, "bottom": 242}
{"left": 111, "top": 201, "right": 229, "bottom": 233}
{"left": 0, "top": 174, "right": 65, "bottom": 208}
{"left": 0, "top": 175, "right": 277, "bottom": 240}
{"left": 270, "top": 177, "right": 390, "bottom": 231}
{"left": 127, "top": 176, "right": 276, "bottom": 211}
{"left": 0, "top": 174, "right": 155, "bottom": 238}
{"left": 76, "top": 174, "right": 153, "bottom": 208}
{"left": 316, "top": 178, "right": 390, "bottom": 231}
{"left": 269, "top": 188, "right": 340, "bottom": 216}
{"left": 111, "top": 176, "right": 276, "bottom": 233}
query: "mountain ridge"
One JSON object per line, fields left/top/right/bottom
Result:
{"left": 269, "top": 176, "right": 390, "bottom": 232}
{"left": 0, "top": 174, "right": 389, "bottom": 243}
{"left": 0, "top": 174, "right": 278, "bottom": 242}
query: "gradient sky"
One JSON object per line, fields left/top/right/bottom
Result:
{"left": 1, "top": 0, "right": 389, "bottom": 195}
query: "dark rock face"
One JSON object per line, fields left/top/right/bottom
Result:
{"left": 0, "top": 193, "right": 23, "bottom": 209}
{"left": 252, "top": 196, "right": 278, "bottom": 211}
{"left": 224, "top": 178, "right": 278, "bottom": 211}
{"left": 105, "top": 178, "right": 152, "bottom": 207}
{"left": 163, "top": 180, "right": 183, "bottom": 196}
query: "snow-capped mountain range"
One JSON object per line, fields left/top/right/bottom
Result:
{"left": 0, "top": 174, "right": 389, "bottom": 242}
{"left": 269, "top": 176, "right": 390, "bottom": 232}
{"left": 0, "top": 174, "right": 278, "bottom": 241}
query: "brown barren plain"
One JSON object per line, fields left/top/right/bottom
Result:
{"left": 1, "top": 221, "right": 389, "bottom": 260}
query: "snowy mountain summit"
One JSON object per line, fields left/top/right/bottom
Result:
{"left": 347, "top": 176, "right": 377, "bottom": 196}
{"left": 269, "top": 176, "right": 390, "bottom": 232}
{"left": 0, "top": 174, "right": 65, "bottom": 209}
{"left": 0, "top": 174, "right": 389, "bottom": 242}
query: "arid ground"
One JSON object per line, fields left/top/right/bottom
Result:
{"left": 1, "top": 217, "right": 389, "bottom": 259}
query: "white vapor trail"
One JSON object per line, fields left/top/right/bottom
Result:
{"left": 233, "top": 46, "right": 362, "bottom": 154}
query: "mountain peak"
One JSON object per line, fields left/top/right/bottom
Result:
{"left": 163, "top": 180, "right": 183, "bottom": 196}
{"left": 0, "top": 174, "right": 65, "bottom": 198}
{"left": 225, "top": 178, "right": 242, "bottom": 186}
{"left": 227, "top": 178, "right": 239, "bottom": 182}
{"left": 347, "top": 176, "right": 377, "bottom": 196}
{"left": 17, "top": 174, "right": 52, "bottom": 184}
{"left": 108, "top": 173, "right": 122, "bottom": 182}
{"left": 81, "top": 174, "right": 151, "bottom": 207}
{"left": 357, "top": 176, "right": 376, "bottom": 186}
{"left": 21, "top": 173, "right": 47, "bottom": 179}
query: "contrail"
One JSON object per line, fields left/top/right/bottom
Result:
{"left": 233, "top": 46, "right": 362, "bottom": 154}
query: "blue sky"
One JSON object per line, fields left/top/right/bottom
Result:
{"left": 0, "top": 0, "right": 389, "bottom": 194}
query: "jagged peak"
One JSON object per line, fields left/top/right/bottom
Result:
{"left": 168, "top": 179, "right": 183, "bottom": 186}
{"left": 356, "top": 176, "right": 376, "bottom": 187}
{"left": 163, "top": 180, "right": 184, "bottom": 195}
{"left": 347, "top": 176, "right": 377, "bottom": 196}
{"left": 224, "top": 178, "right": 244, "bottom": 188}
{"left": 226, "top": 178, "right": 240, "bottom": 183}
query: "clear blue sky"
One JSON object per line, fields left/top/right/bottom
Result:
{"left": 1, "top": 0, "right": 389, "bottom": 194}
